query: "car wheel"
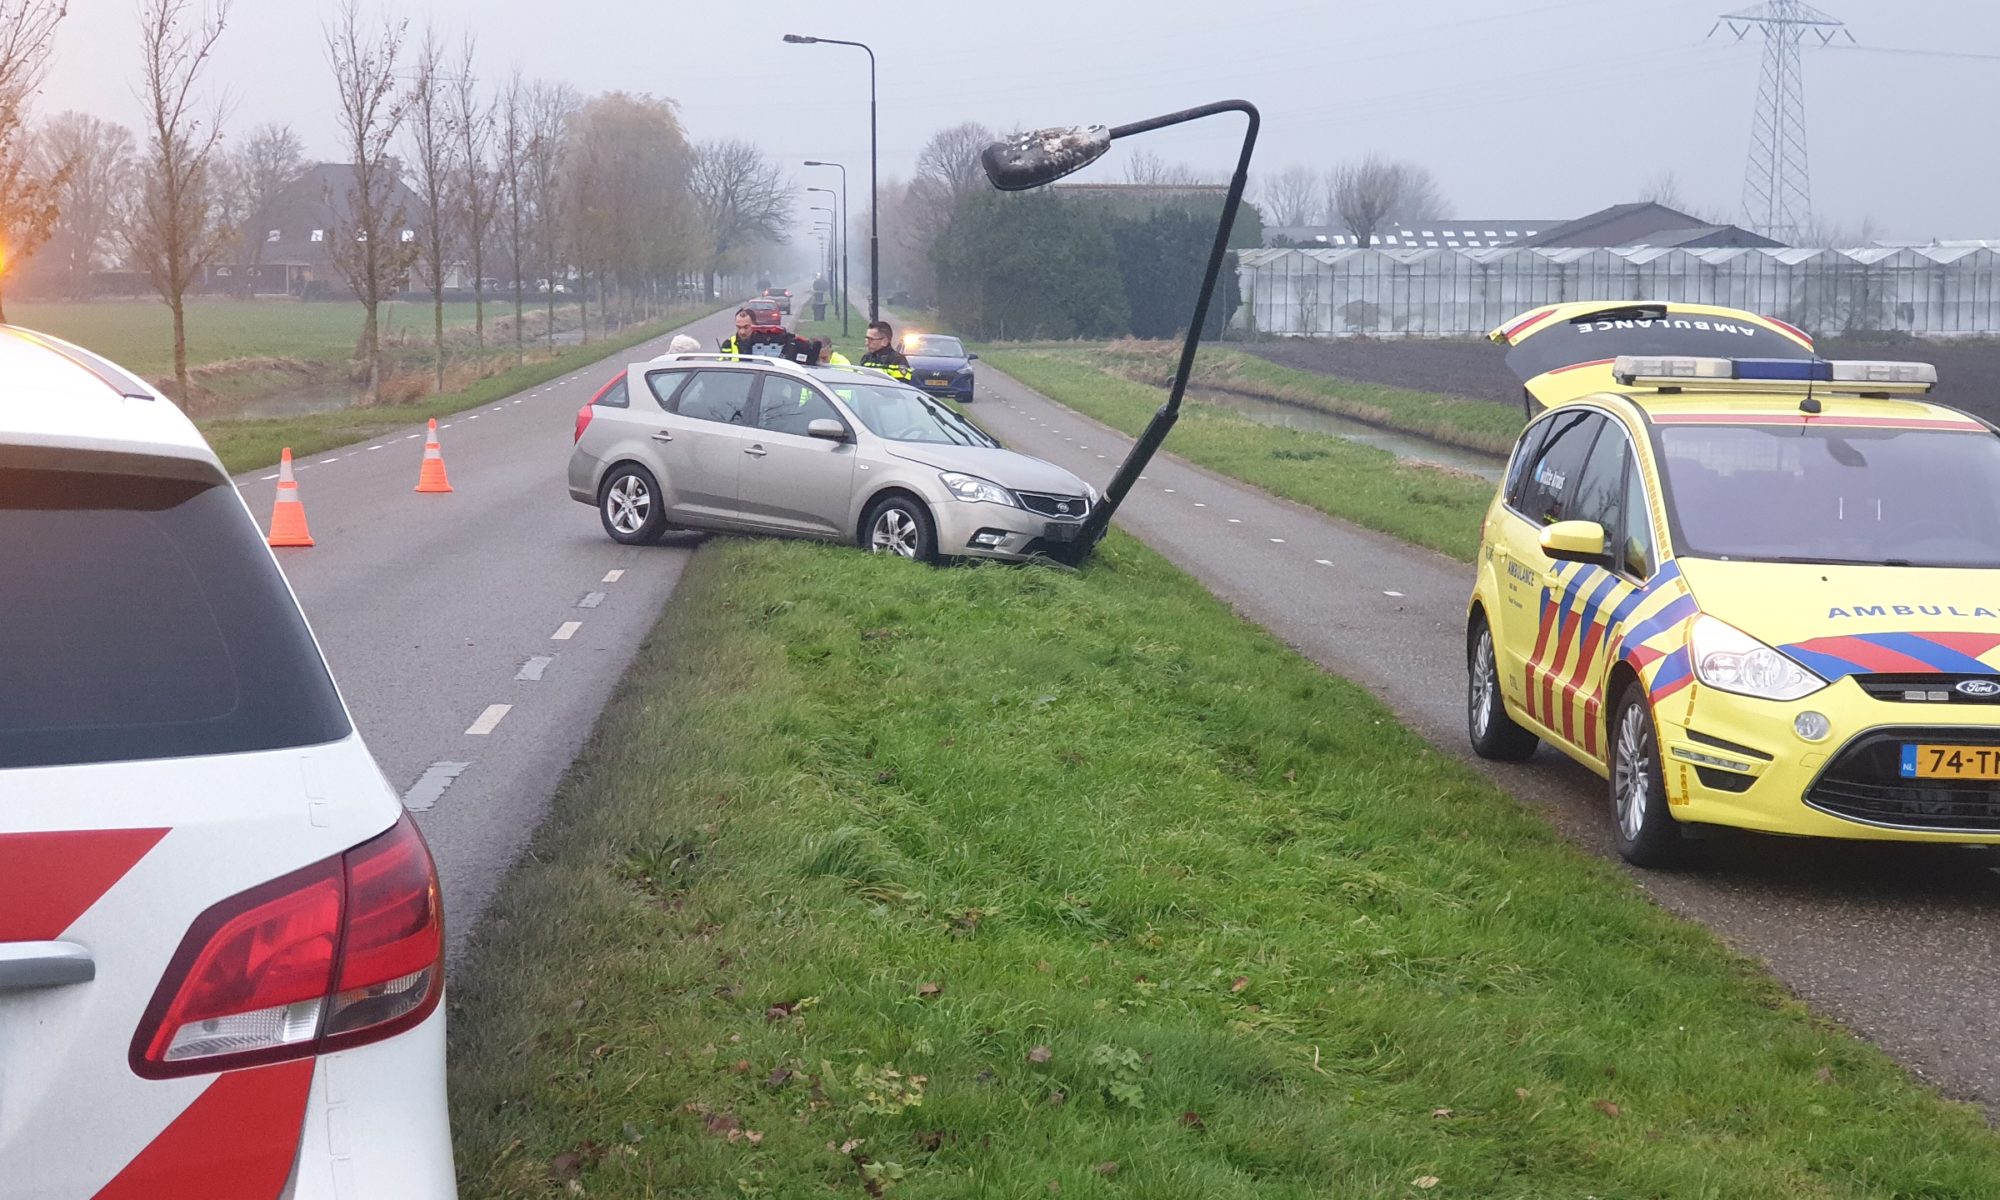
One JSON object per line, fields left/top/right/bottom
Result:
{"left": 599, "top": 464, "right": 668, "bottom": 545}
{"left": 861, "top": 494, "right": 938, "bottom": 563}
{"left": 1608, "top": 680, "right": 1691, "bottom": 867}
{"left": 1467, "top": 614, "right": 1538, "bottom": 761}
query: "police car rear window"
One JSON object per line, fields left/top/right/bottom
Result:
{"left": 0, "top": 462, "right": 351, "bottom": 769}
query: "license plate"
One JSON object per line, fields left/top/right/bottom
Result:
{"left": 1043, "top": 521, "right": 1081, "bottom": 543}
{"left": 927, "top": 377, "right": 951, "bottom": 387}
{"left": 1901, "top": 744, "right": 2000, "bottom": 779}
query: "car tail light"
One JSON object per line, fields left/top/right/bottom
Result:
{"left": 574, "top": 403, "right": 594, "bottom": 443}
{"left": 131, "top": 815, "right": 443, "bottom": 1079}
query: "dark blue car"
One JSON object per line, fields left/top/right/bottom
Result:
{"left": 902, "top": 333, "right": 978, "bottom": 403}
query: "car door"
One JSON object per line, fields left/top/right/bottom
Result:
{"left": 643, "top": 368, "right": 763, "bottom": 526}
{"left": 737, "top": 373, "right": 859, "bottom": 537}
{"left": 1493, "top": 408, "right": 1608, "bottom": 740}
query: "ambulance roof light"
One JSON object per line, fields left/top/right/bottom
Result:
{"left": 1611, "top": 355, "right": 1936, "bottom": 391}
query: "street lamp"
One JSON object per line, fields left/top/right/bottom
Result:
{"left": 784, "top": 35, "right": 878, "bottom": 323}
{"left": 980, "top": 100, "right": 1261, "bottom": 559}
{"left": 806, "top": 183, "right": 846, "bottom": 331}
{"left": 808, "top": 205, "right": 837, "bottom": 301}
{"left": 804, "top": 161, "right": 849, "bottom": 335}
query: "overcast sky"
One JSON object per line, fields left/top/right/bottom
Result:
{"left": 34, "top": 0, "right": 2000, "bottom": 240}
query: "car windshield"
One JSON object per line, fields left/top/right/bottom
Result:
{"left": 904, "top": 336, "right": 964, "bottom": 358}
{"left": 1658, "top": 422, "right": 2000, "bottom": 567}
{"left": 836, "top": 380, "right": 998, "bottom": 447}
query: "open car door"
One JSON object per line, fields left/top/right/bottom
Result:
{"left": 1489, "top": 302, "right": 1816, "bottom": 411}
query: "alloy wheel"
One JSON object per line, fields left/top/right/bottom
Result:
{"left": 1470, "top": 629, "right": 1497, "bottom": 739}
{"left": 870, "top": 508, "right": 917, "bottom": 558}
{"left": 1613, "top": 702, "right": 1653, "bottom": 841}
{"left": 607, "top": 475, "right": 650, "bottom": 535}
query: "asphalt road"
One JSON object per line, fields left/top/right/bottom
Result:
{"left": 968, "top": 362, "right": 2000, "bottom": 1112}
{"left": 233, "top": 305, "right": 745, "bottom": 962}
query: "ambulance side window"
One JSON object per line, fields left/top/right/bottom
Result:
{"left": 1502, "top": 418, "right": 1551, "bottom": 510}
{"left": 1567, "top": 423, "right": 1628, "bottom": 536}
{"left": 1512, "top": 410, "right": 1605, "bottom": 526}
{"left": 1621, "top": 458, "right": 1657, "bottom": 578}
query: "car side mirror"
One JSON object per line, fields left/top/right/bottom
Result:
{"left": 1540, "top": 519, "right": 1609, "bottom": 566}
{"left": 967, "top": 353, "right": 979, "bottom": 361}
{"left": 807, "top": 418, "right": 848, "bottom": 442}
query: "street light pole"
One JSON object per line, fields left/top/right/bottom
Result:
{"left": 804, "top": 161, "right": 850, "bottom": 337}
{"left": 808, "top": 205, "right": 837, "bottom": 299}
{"left": 807, "top": 184, "right": 844, "bottom": 328}
{"left": 784, "top": 35, "right": 877, "bottom": 323}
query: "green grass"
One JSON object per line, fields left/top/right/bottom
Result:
{"left": 981, "top": 347, "right": 1492, "bottom": 562}
{"left": 448, "top": 535, "right": 2000, "bottom": 1199}
{"left": 7, "top": 298, "right": 495, "bottom": 376}
{"left": 199, "top": 305, "right": 719, "bottom": 474}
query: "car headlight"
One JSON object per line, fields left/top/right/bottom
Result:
{"left": 940, "top": 472, "right": 1017, "bottom": 506}
{"left": 1689, "top": 614, "right": 1826, "bottom": 701}
{"left": 1086, "top": 482, "right": 1100, "bottom": 503}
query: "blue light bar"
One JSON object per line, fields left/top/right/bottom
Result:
{"left": 1732, "top": 358, "right": 1833, "bottom": 382}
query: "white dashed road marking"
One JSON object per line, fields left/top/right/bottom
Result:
{"left": 602, "top": 569, "right": 625, "bottom": 583}
{"left": 1270, "top": 538, "right": 1286, "bottom": 544}
{"left": 552, "top": 621, "right": 582, "bottom": 640}
{"left": 1316, "top": 559, "right": 1333, "bottom": 566}
{"left": 515, "top": 655, "right": 555, "bottom": 681}
{"left": 1385, "top": 590, "right": 1405, "bottom": 597}
{"left": 1228, "top": 518, "right": 1242, "bottom": 524}
{"left": 465, "top": 704, "right": 511, "bottom": 736}
{"left": 403, "top": 761, "right": 470, "bottom": 812}
{"left": 578, "top": 591, "right": 607, "bottom": 609}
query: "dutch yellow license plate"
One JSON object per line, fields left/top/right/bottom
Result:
{"left": 1902, "top": 744, "right": 2000, "bottom": 779}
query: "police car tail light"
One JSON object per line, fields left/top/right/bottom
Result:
{"left": 132, "top": 816, "right": 443, "bottom": 1079}
{"left": 1689, "top": 614, "right": 1827, "bottom": 702}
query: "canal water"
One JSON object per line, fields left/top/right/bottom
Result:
{"left": 1191, "top": 386, "right": 1507, "bottom": 482}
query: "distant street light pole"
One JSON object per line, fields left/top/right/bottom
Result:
{"left": 804, "top": 162, "right": 849, "bottom": 335}
{"left": 806, "top": 184, "right": 846, "bottom": 331}
{"left": 784, "top": 35, "right": 878, "bottom": 322}
{"left": 808, "top": 205, "right": 837, "bottom": 297}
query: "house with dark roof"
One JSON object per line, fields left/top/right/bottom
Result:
{"left": 1513, "top": 201, "right": 1782, "bottom": 249}
{"left": 213, "top": 162, "right": 428, "bottom": 298}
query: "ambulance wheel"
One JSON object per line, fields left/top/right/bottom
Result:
{"left": 1609, "top": 681, "right": 1691, "bottom": 868}
{"left": 1467, "top": 613, "right": 1538, "bottom": 761}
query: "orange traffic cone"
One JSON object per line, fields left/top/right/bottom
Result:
{"left": 267, "top": 447, "right": 314, "bottom": 547}
{"left": 415, "top": 418, "right": 453, "bottom": 493}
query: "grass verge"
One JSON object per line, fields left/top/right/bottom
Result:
{"left": 981, "top": 347, "right": 1491, "bottom": 561}
{"left": 448, "top": 535, "right": 2000, "bottom": 1198}
{"left": 200, "top": 305, "right": 720, "bottom": 474}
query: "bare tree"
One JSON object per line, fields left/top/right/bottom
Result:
{"left": 687, "top": 138, "right": 789, "bottom": 300}
{"left": 899, "top": 120, "right": 990, "bottom": 300}
{"left": 523, "top": 80, "right": 576, "bottom": 350}
{"left": 130, "top": 0, "right": 230, "bottom": 408}
{"left": 498, "top": 69, "right": 527, "bottom": 360}
{"left": 403, "top": 27, "right": 455, "bottom": 392}
{"left": 449, "top": 35, "right": 494, "bottom": 350}
{"left": 231, "top": 121, "right": 303, "bottom": 288}
{"left": 35, "top": 112, "right": 134, "bottom": 298}
{"left": 0, "top": 0, "right": 69, "bottom": 321}
{"left": 1330, "top": 154, "right": 1445, "bottom": 248}
{"left": 565, "top": 92, "right": 691, "bottom": 338}
{"left": 1123, "top": 148, "right": 1206, "bottom": 186}
{"left": 324, "top": 0, "right": 413, "bottom": 406}
{"left": 1259, "top": 164, "right": 1320, "bottom": 228}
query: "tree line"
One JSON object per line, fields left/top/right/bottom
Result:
{"left": 1256, "top": 155, "right": 1446, "bottom": 247}
{"left": 0, "top": 0, "right": 792, "bottom": 404}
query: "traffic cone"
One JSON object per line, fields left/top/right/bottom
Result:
{"left": 414, "top": 418, "right": 453, "bottom": 493}
{"left": 266, "top": 447, "right": 314, "bottom": 547}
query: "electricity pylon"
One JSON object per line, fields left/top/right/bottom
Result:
{"left": 1711, "top": 2, "right": 1853, "bottom": 243}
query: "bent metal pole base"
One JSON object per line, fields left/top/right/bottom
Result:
{"left": 982, "top": 100, "right": 1261, "bottom": 557}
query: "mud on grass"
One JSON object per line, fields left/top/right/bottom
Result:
{"left": 446, "top": 536, "right": 2000, "bottom": 1198}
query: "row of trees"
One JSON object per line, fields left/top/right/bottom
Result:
{"left": 1257, "top": 155, "right": 1446, "bottom": 247}
{"left": 0, "top": 0, "right": 794, "bottom": 405}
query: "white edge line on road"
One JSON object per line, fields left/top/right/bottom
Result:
{"left": 1385, "top": 590, "right": 1405, "bottom": 597}
{"left": 366, "top": 445, "right": 383, "bottom": 451}
{"left": 552, "top": 621, "right": 582, "bottom": 640}
{"left": 1270, "top": 538, "right": 1286, "bottom": 544}
{"left": 1227, "top": 518, "right": 1242, "bottom": 524}
{"left": 402, "top": 761, "right": 470, "bottom": 812}
{"left": 467, "top": 414, "right": 480, "bottom": 420}
{"left": 405, "top": 433, "right": 420, "bottom": 439}
{"left": 260, "top": 473, "right": 279, "bottom": 481}
{"left": 465, "top": 704, "right": 511, "bottom": 736}
{"left": 1193, "top": 502, "right": 1205, "bottom": 507}
{"left": 1316, "top": 559, "right": 1333, "bottom": 566}
{"left": 602, "top": 569, "right": 625, "bottom": 583}
{"left": 440, "top": 423, "right": 453, "bottom": 429}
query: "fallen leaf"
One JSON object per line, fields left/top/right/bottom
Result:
{"left": 590, "top": 1043, "right": 611, "bottom": 1059}
{"left": 1431, "top": 1108, "right": 1453, "bottom": 1119}
{"left": 1093, "top": 1161, "right": 1119, "bottom": 1177}
{"left": 917, "top": 981, "right": 942, "bottom": 998}
{"left": 1047, "top": 1090, "right": 1067, "bottom": 1106}
{"left": 840, "top": 1138, "right": 864, "bottom": 1154}
{"left": 1230, "top": 976, "right": 1249, "bottom": 993}
{"left": 1815, "top": 1066, "right": 1835, "bottom": 1084}
{"left": 548, "top": 1152, "right": 584, "bottom": 1182}
{"left": 765, "top": 1003, "right": 795, "bottom": 1022}
{"left": 704, "top": 1113, "right": 739, "bottom": 1136}
{"left": 1413, "top": 1175, "right": 1440, "bottom": 1190}
{"left": 730, "top": 1059, "right": 751, "bottom": 1074}
{"left": 1514, "top": 1087, "right": 1530, "bottom": 1100}
{"left": 1028, "top": 1045, "right": 1053, "bottom": 1064}
{"left": 1179, "top": 1110, "right": 1206, "bottom": 1132}
{"left": 915, "top": 1130, "right": 946, "bottom": 1152}
{"left": 745, "top": 1130, "right": 764, "bottom": 1145}
{"left": 1284, "top": 768, "right": 1298, "bottom": 782}
{"left": 1592, "top": 1099, "right": 1622, "bottom": 1118}
{"left": 768, "top": 1067, "right": 795, "bottom": 1087}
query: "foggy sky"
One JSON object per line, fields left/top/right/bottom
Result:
{"left": 34, "top": 0, "right": 2000, "bottom": 241}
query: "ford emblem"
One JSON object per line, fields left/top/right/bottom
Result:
{"left": 1956, "top": 678, "right": 2000, "bottom": 697}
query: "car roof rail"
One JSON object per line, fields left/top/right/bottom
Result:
{"left": 647, "top": 352, "right": 799, "bottom": 368}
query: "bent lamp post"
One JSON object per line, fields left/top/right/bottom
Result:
{"left": 980, "top": 100, "right": 1260, "bottom": 557}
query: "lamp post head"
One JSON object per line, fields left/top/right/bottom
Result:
{"left": 804, "top": 159, "right": 831, "bottom": 166}
{"left": 782, "top": 33, "right": 817, "bottom": 44}
{"left": 981, "top": 125, "right": 1112, "bottom": 191}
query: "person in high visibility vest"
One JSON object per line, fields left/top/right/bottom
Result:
{"left": 717, "top": 308, "right": 759, "bottom": 357}
{"left": 816, "top": 338, "right": 851, "bottom": 367}
{"left": 860, "top": 320, "right": 912, "bottom": 381}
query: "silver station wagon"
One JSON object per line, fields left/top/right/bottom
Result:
{"left": 568, "top": 353, "right": 1097, "bottom": 563}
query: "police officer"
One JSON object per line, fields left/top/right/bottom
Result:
{"left": 717, "top": 308, "right": 758, "bottom": 356}
{"left": 860, "top": 320, "right": 912, "bottom": 381}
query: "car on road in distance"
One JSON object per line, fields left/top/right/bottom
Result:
{"left": 0, "top": 325, "right": 455, "bottom": 1197}
{"left": 1465, "top": 344, "right": 2000, "bottom": 867}
{"left": 901, "top": 332, "right": 978, "bottom": 404}
{"left": 569, "top": 352, "right": 1097, "bottom": 563}
{"left": 761, "top": 286, "right": 793, "bottom": 314}
{"left": 743, "top": 297, "right": 786, "bottom": 329}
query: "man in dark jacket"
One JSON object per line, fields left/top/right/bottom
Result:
{"left": 860, "top": 320, "right": 912, "bottom": 380}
